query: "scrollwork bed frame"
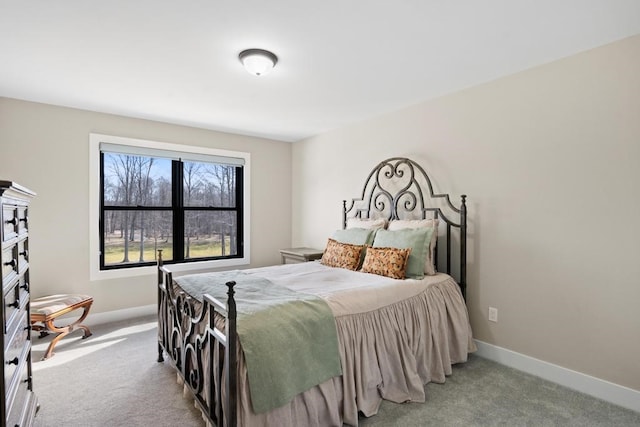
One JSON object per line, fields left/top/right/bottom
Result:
{"left": 343, "top": 157, "right": 467, "bottom": 297}
{"left": 156, "top": 156, "right": 468, "bottom": 427}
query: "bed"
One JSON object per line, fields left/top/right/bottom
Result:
{"left": 156, "top": 157, "right": 475, "bottom": 427}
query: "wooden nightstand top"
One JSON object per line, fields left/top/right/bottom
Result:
{"left": 279, "top": 247, "right": 324, "bottom": 264}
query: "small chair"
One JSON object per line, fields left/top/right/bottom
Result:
{"left": 30, "top": 294, "right": 93, "bottom": 360}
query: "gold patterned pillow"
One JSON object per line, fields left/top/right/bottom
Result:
{"left": 320, "top": 238, "right": 365, "bottom": 271}
{"left": 360, "top": 246, "right": 411, "bottom": 279}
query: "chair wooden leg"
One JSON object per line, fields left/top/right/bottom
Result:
{"left": 39, "top": 303, "right": 93, "bottom": 360}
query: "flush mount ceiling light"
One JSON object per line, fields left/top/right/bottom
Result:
{"left": 239, "top": 48, "right": 278, "bottom": 76}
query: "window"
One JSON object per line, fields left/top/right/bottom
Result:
{"left": 90, "top": 134, "right": 250, "bottom": 280}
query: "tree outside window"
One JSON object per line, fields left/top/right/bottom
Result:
{"left": 100, "top": 152, "right": 242, "bottom": 270}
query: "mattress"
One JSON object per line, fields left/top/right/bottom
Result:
{"left": 171, "top": 261, "right": 476, "bottom": 426}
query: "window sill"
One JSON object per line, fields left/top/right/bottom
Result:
{"left": 90, "top": 256, "right": 250, "bottom": 281}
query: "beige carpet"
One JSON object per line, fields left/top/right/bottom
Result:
{"left": 32, "top": 317, "right": 204, "bottom": 427}
{"left": 31, "top": 316, "right": 640, "bottom": 426}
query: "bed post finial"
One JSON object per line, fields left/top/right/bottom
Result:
{"left": 342, "top": 200, "right": 347, "bottom": 229}
{"left": 226, "top": 281, "right": 238, "bottom": 427}
{"left": 460, "top": 195, "right": 467, "bottom": 300}
{"left": 157, "top": 249, "right": 163, "bottom": 286}
{"left": 157, "top": 249, "right": 165, "bottom": 363}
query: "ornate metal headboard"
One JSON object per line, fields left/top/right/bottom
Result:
{"left": 342, "top": 157, "right": 468, "bottom": 298}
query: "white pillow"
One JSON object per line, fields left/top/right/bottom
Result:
{"left": 387, "top": 219, "right": 439, "bottom": 275}
{"left": 346, "top": 217, "right": 387, "bottom": 230}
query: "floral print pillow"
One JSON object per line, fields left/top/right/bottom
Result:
{"left": 320, "top": 238, "right": 365, "bottom": 271}
{"left": 360, "top": 246, "right": 411, "bottom": 279}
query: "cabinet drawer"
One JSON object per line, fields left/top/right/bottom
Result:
{"left": 4, "top": 279, "right": 18, "bottom": 332}
{"left": 4, "top": 311, "right": 29, "bottom": 399}
{"left": 2, "top": 205, "right": 18, "bottom": 242}
{"left": 2, "top": 244, "right": 18, "bottom": 281}
{"left": 5, "top": 356, "right": 36, "bottom": 427}
{"left": 17, "top": 238, "right": 29, "bottom": 272}
{"left": 17, "top": 206, "right": 29, "bottom": 235}
{"left": 3, "top": 277, "right": 28, "bottom": 334}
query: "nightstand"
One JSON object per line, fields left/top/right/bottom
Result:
{"left": 279, "top": 247, "right": 324, "bottom": 264}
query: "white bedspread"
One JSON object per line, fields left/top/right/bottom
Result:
{"left": 246, "top": 261, "right": 456, "bottom": 316}
{"left": 170, "top": 261, "right": 476, "bottom": 427}
{"left": 231, "top": 261, "right": 477, "bottom": 426}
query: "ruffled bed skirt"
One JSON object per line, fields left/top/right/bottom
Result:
{"left": 229, "top": 276, "right": 476, "bottom": 427}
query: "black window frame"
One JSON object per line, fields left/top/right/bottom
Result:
{"left": 99, "top": 151, "right": 244, "bottom": 271}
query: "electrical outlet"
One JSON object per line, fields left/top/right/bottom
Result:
{"left": 488, "top": 307, "right": 498, "bottom": 322}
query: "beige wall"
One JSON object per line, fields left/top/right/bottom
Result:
{"left": 0, "top": 98, "right": 292, "bottom": 314}
{"left": 1, "top": 33, "right": 638, "bottom": 394}
{"left": 292, "top": 34, "right": 640, "bottom": 391}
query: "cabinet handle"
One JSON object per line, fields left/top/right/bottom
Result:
{"left": 7, "top": 299, "right": 19, "bottom": 308}
{"left": 4, "top": 217, "right": 17, "bottom": 226}
{"left": 6, "top": 357, "right": 18, "bottom": 365}
{"left": 19, "top": 249, "right": 28, "bottom": 258}
{"left": 19, "top": 216, "right": 28, "bottom": 223}
{"left": 20, "top": 282, "right": 29, "bottom": 292}
{"left": 3, "top": 259, "right": 16, "bottom": 268}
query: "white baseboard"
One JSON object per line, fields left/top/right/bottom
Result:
{"left": 474, "top": 340, "right": 640, "bottom": 414}
{"left": 84, "top": 304, "right": 156, "bottom": 326}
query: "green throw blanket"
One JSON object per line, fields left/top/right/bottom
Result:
{"left": 174, "top": 270, "right": 342, "bottom": 413}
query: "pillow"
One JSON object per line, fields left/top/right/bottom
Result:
{"left": 388, "top": 219, "right": 439, "bottom": 275}
{"left": 372, "top": 228, "right": 433, "bottom": 279}
{"left": 320, "top": 238, "right": 365, "bottom": 271}
{"left": 331, "top": 228, "right": 376, "bottom": 246}
{"left": 345, "top": 217, "right": 387, "bottom": 230}
{"left": 360, "top": 246, "right": 411, "bottom": 279}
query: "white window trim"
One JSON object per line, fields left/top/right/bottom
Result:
{"left": 89, "top": 133, "right": 251, "bottom": 281}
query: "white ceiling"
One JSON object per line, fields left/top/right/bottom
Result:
{"left": 1, "top": 1, "right": 639, "bottom": 142}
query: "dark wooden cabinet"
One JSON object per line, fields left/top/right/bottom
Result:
{"left": 1, "top": 181, "right": 37, "bottom": 427}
